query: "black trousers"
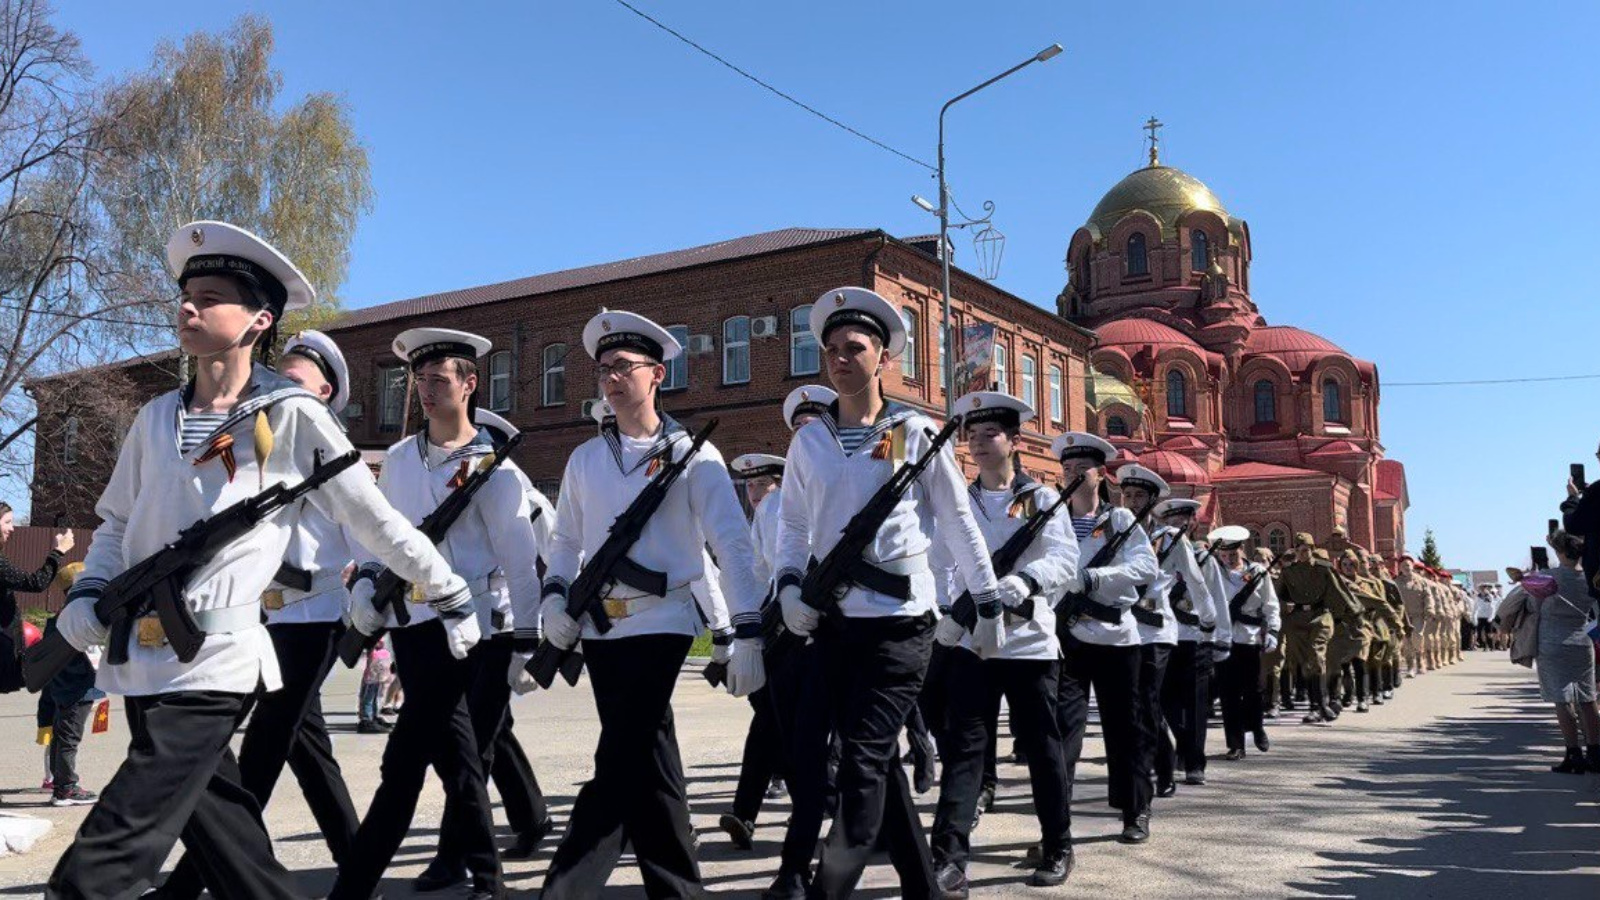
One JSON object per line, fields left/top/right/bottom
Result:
{"left": 1217, "top": 643, "right": 1264, "bottom": 751}
{"left": 769, "top": 638, "right": 836, "bottom": 877}
{"left": 47, "top": 691, "right": 301, "bottom": 900}
{"left": 494, "top": 705, "right": 545, "bottom": 836}
{"left": 328, "top": 620, "right": 501, "bottom": 899}
{"left": 1057, "top": 635, "right": 1147, "bottom": 821}
{"left": 810, "top": 614, "right": 936, "bottom": 899}
{"left": 1159, "top": 641, "right": 1213, "bottom": 776}
{"left": 732, "top": 682, "right": 788, "bottom": 823}
{"left": 1135, "top": 644, "right": 1172, "bottom": 794}
{"left": 161, "top": 622, "right": 360, "bottom": 899}
{"left": 436, "top": 633, "right": 547, "bottom": 865}
{"left": 49, "top": 699, "right": 93, "bottom": 789}
{"left": 931, "top": 650, "right": 1069, "bottom": 870}
{"left": 543, "top": 634, "right": 701, "bottom": 899}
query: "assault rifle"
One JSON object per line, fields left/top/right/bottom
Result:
{"left": 764, "top": 418, "right": 961, "bottom": 659}
{"left": 336, "top": 432, "right": 525, "bottom": 668}
{"left": 1130, "top": 526, "right": 1189, "bottom": 628}
{"left": 25, "top": 450, "right": 361, "bottom": 693}
{"left": 1056, "top": 496, "right": 1162, "bottom": 628}
{"left": 526, "top": 420, "right": 717, "bottom": 689}
{"left": 1226, "top": 553, "right": 1289, "bottom": 627}
{"left": 948, "top": 473, "right": 1087, "bottom": 632}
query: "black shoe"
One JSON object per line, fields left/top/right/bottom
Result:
{"left": 1552, "top": 749, "right": 1588, "bottom": 774}
{"left": 1281, "top": 696, "right": 1297, "bottom": 711}
{"left": 1225, "top": 747, "right": 1246, "bottom": 761}
{"left": 1586, "top": 746, "right": 1600, "bottom": 772}
{"left": 1263, "top": 706, "right": 1279, "bottom": 720}
{"left": 1323, "top": 704, "right": 1341, "bottom": 721}
{"left": 413, "top": 858, "right": 468, "bottom": 892}
{"left": 1117, "top": 812, "right": 1150, "bottom": 844}
{"left": 357, "top": 719, "right": 382, "bottom": 734}
{"left": 1302, "top": 709, "right": 1332, "bottom": 725}
{"left": 1184, "top": 771, "right": 1206, "bottom": 786}
{"left": 979, "top": 783, "right": 996, "bottom": 812}
{"left": 1029, "top": 848, "right": 1074, "bottom": 886}
{"left": 911, "top": 731, "right": 937, "bottom": 794}
{"left": 762, "top": 868, "right": 809, "bottom": 899}
{"left": 718, "top": 813, "right": 755, "bottom": 851}
{"left": 503, "top": 817, "right": 555, "bottom": 859}
{"left": 1253, "top": 729, "right": 1271, "bottom": 752}
{"left": 1327, "top": 698, "right": 1344, "bottom": 715}
{"left": 1156, "top": 780, "right": 1177, "bottom": 798}
{"left": 935, "top": 861, "right": 969, "bottom": 899}
{"left": 466, "top": 890, "right": 501, "bottom": 900}
{"left": 766, "top": 777, "right": 787, "bottom": 800}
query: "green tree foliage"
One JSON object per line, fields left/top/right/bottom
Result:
{"left": 1420, "top": 528, "right": 1442, "bottom": 569}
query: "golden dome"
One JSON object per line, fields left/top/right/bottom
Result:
{"left": 1086, "top": 164, "right": 1231, "bottom": 239}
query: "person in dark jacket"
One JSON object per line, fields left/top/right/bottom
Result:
{"left": 0, "top": 503, "right": 74, "bottom": 692}
{"left": 35, "top": 562, "right": 103, "bottom": 806}
{"left": 1561, "top": 452, "right": 1600, "bottom": 598}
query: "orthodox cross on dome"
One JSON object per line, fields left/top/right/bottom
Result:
{"left": 1144, "top": 116, "right": 1163, "bottom": 167}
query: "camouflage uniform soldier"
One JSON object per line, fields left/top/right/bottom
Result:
{"left": 1276, "top": 535, "right": 1359, "bottom": 724}
{"left": 1395, "top": 557, "right": 1432, "bottom": 677}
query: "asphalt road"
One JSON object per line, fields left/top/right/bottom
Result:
{"left": 0, "top": 650, "right": 1592, "bottom": 898}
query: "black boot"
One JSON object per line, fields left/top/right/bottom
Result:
{"left": 1552, "top": 747, "right": 1587, "bottom": 774}
{"left": 1118, "top": 810, "right": 1151, "bottom": 844}
{"left": 1586, "top": 745, "right": 1600, "bottom": 772}
{"left": 1029, "top": 846, "right": 1075, "bottom": 886}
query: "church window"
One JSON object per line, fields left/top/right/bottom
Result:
{"left": 1126, "top": 233, "right": 1148, "bottom": 277}
{"left": 1191, "top": 229, "right": 1208, "bottom": 272}
{"left": 1323, "top": 378, "right": 1344, "bottom": 423}
{"left": 1254, "top": 379, "right": 1276, "bottom": 424}
{"left": 1166, "top": 368, "right": 1188, "bottom": 419}
{"left": 1267, "top": 527, "right": 1288, "bottom": 556}
{"left": 1107, "top": 415, "right": 1130, "bottom": 437}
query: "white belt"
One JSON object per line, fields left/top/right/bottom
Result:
{"left": 264, "top": 571, "right": 349, "bottom": 610}
{"left": 136, "top": 604, "right": 261, "bottom": 637}
{"left": 601, "top": 583, "right": 691, "bottom": 620}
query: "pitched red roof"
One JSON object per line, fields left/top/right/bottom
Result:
{"left": 1243, "top": 325, "right": 1349, "bottom": 372}
{"left": 1305, "top": 439, "right": 1365, "bottom": 459}
{"left": 1212, "top": 461, "right": 1328, "bottom": 481}
{"left": 1096, "top": 314, "right": 1202, "bottom": 353}
{"left": 1138, "top": 449, "right": 1210, "bottom": 485}
{"left": 336, "top": 227, "right": 878, "bottom": 329}
{"left": 1376, "top": 459, "right": 1408, "bottom": 503}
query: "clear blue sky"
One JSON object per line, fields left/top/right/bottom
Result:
{"left": 49, "top": 1, "right": 1600, "bottom": 571}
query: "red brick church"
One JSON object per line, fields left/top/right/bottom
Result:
{"left": 1058, "top": 127, "right": 1408, "bottom": 561}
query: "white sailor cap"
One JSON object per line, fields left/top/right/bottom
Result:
{"left": 474, "top": 408, "right": 519, "bottom": 444}
{"left": 589, "top": 399, "right": 614, "bottom": 425}
{"left": 281, "top": 330, "right": 351, "bottom": 413}
{"left": 392, "top": 327, "right": 492, "bottom": 371}
{"left": 1050, "top": 431, "right": 1116, "bottom": 465}
{"left": 955, "top": 390, "right": 1034, "bottom": 429}
{"left": 730, "top": 453, "right": 785, "bottom": 479}
{"left": 809, "top": 287, "right": 907, "bottom": 358}
{"left": 1116, "top": 464, "right": 1170, "bottom": 498}
{"left": 1207, "top": 525, "right": 1251, "bottom": 549}
{"left": 1154, "top": 498, "right": 1202, "bottom": 519}
{"left": 168, "top": 221, "right": 315, "bottom": 317}
{"left": 582, "top": 309, "right": 682, "bottom": 362}
{"left": 783, "top": 385, "right": 836, "bottom": 431}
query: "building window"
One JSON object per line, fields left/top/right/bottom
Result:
{"left": 541, "top": 343, "right": 566, "bottom": 406}
{"left": 993, "top": 343, "right": 1008, "bottom": 392}
{"left": 1166, "top": 368, "right": 1188, "bottom": 419}
{"left": 487, "top": 350, "right": 512, "bottom": 412}
{"left": 900, "top": 308, "right": 919, "bottom": 380}
{"left": 789, "top": 305, "right": 818, "bottom": 375}
{"left": 1323, "top": 378, "right": 1343, "bottom": 423}
{"left": 379, "top": 365, "right": 407, "bottom": 431}
{"left": 723, "top": 316, "right": 750, "bottom": 385}
{"left": 61, "top": 416, "right": 79, "bottom": 464}
{"left": 1107, "top": 415, "right": 1130, "bottom": 437}
{"left": 1020, "top": 355, "right": 1037, "bottom": 413}
{"left": 1191, "top": 229, "right": 1208, "bottom": 272}
{"left": 1254, "top": 378, "right": 1276, "bottom": 424}
{"left": 1126, "top": 232, "right": 1148, "bottom": 276}
{"left": 1267, "top": 527, "right": 1288, "bottom": 556}
{"left": 664, "top": 325, "right": 689, "bottom": 390}
{"left": 1048, "top": 365, "right": 1064, "bottom": 423}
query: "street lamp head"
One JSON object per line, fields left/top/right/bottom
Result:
{"left": 911, "top": 195, "right": 937, "bottom": 214}
{"left": 1036, "top": 43, "right": 1064, "bottom": 62}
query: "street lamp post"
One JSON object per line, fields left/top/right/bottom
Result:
{"left": 934, "top": 43, "right": 1062, "bottom": 415}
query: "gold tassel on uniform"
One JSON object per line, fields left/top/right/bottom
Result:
{"left": 253, "top": 410, "right": 274, "bottom": 490}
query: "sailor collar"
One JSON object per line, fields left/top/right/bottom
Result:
{"left": 415, "top": 423, "right": 496, "bottom": 471}
{"left": 818, "top": 399, "right": 918, "bottom": 456}
{"left": 602, "top": 413, "right": 689, "bottom": 476}
{"left": 967, "top": 471, "right": 1043, "bottom": 520}
{"left": 172, "top": 363, "right": 320, "bottom": 459}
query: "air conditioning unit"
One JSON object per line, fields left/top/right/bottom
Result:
{"left": 687, "top": 334, "right": 715, "bottom": 355}
{"left": 751, "top": 315, "right": 779, "bottom": 339}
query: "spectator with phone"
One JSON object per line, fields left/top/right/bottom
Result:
{"left": 0, "top": 503, "right": 74, "bottom": 693}
{"left": 1508, "top": 531, "right": 1599, "bottom": 772}
{"left": 1561, "top": 456, "right": 1600, "bottom": 599}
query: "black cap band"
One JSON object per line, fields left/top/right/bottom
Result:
{"left": 596, "top": 331, "right": 663, "bottom": 361}
{"left": 790, "top": 401, "right": 829, "bottom": 424}
{"left": 180, "top": 255, "right": 288, "bottom": 316}
{"left": 408, "top": 341, "right": 477, "bottom": 371}
{"left": 1120, "top": 477, "right": 1161, "bottom": 493}
{"left": 1058, "top": 446, "right": 1108, "bottom": 464}
{"left": 821, "top": 309, "right": 889, "bottom": 346}
{"left": 283, "top": 346, "right": 340, "bottom": 400}
{"left": 962, "top": 407, "right": 1020, "bottom": 430}
{"left": 736, "top": 464, "right": 784, "bottom": 479}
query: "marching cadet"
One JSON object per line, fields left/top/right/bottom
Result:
{"left": 534, "top": 309, "right": 766, "bottom": 898}
{"left": 1395, "top": 556, "right": 1433, "bottom": 677}
{"left": 1116, "top": 466, "right": 1181, "bottom": 804}
{"left": 153, "top": 330, "right": 363, "bottom": 899}
{"left": 1328, "top": 550, "right": 1378, "bottom": 714}
{"left": 48, "top": 222, "right": 473, "bottom": 899}
{"left": 328, "top": 327, "right": 543, "bottom": 900}
{"left": 1277, "top": 534, "right": 1357, "bottom": 725}
{"left": 1207, "top": 527, "right": 1280, "bottom": 759}
{"left": 783, "top": 383, "right": 837, "bottom": 432}
{"left": 719, "top": 452, "right": 789, "bottom": 852}
{"left": 1360, "top": 551, "right": 1403, "bottom": 706}
{"left": 1051, "top": 432, "right": 1160, "bottom": 845}
{"left": 1147, "top": 498, "right": 1216, "bottom": 793}
{"left": 774, "top": 288, "right": 1002, "bottom": 898}
{"left": 929, "top": 391, "right": 1079, "bottom": 894}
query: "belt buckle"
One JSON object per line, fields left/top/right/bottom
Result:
{"left": 409, "top": 583, "right": 427, "bottom": 605}
{"left": 602, "top": 598, "right": 631, "bottom": 620}
{"left": 262, "top": 589, "right": 285, "bottom": 611}
{"left": 137, "top": 618, "right": 167, "bottom": 648}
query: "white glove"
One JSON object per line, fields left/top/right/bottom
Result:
{"left": 441, "top": 609, "right": 481, "bottom": 660}
{"left": 540, "top": 595, "right": 580, "bottom": 650}
{"left": 934, "top": 615, "right": 965, "bottom": 647}
{"left": 779, "top": 585, "right": 818, "bottom": 637}
{"left": 347, "top": 577, "right": 386, "bottom": 636}
{"left": 995, "top": 574, "right": 1032, "bottom": 608}
{"left": 508, "top": 650, "right": 537, "bottom": 695}
{"left": 1212, "top": 643, "right": 1231, "bottom": 663}
{"left": 973, "top": 611, "right": 1006, "bottom": 659}
{"left": 1061, "top": 571, "right": 1086, "bottom": 595}
{"left": 724, "top": 637, "right": 766, "bottom": 697}
{"left": 1263, "top": 632, "right": 1280, "bottom": 654}
{"left": 712, "top": 639, "right": 731, "bottom": 665}
{"left": 56, "top": 595, "right": 108, "bottom": 652}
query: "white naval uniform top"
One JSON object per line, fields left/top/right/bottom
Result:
{"left": 1063, "top": 505, "right": 1160, "bottom": 648}
{"left": 691, "top": 551, "right": 734, "bottom": 636}
{"left": 61, "top": 365, "right": 466, "bottom": 697}
{"left": 1201, "top": 555, "right": 1235, "bottom": 651}
{"left": 1134, "top": 525, "right": 1182, "bottom": 647}
{"left": 544, "top": 416, "right": 762, "bottom": 640}
{"left": 935, "top": 476, "right": 1079, "bottom": 661}
{"left": 264, "top": 500, "right": 355, "bottom": 627}
{"left": 358, "top": 425, "right": 541, "bottom": 639}
{"left": 775, "top": 403, "right": 999, "bottom": 619}
{"left": 1219, "top": 563, "right": 1282, "bottom": 646}
{"left": 749, "top": 486, "right": 783, "bottom": 590}
{"left": 1160, "top": 533, "right": 1219, "bottom": 645}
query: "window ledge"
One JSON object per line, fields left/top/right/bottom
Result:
{"left": 1324, "top": 424, "right": 1351, "bottom": 435}
{"left": 1167, "top": 418, "right": 1195, "bottom": 431}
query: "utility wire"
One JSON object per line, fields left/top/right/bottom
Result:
{"left": 1385, "top": 374, "right": 1600, "bottom": 387}
{"left": 612, "top": 0, "right": 935, "bottom": 171}
{"left": 0, "top": 300, "right": 169, "bottom": 330}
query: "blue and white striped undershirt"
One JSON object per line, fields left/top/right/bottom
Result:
{"left": 179, "top": 410, "right": 228, "bottom": 454}
{"left": 1071, "top": 514, "right": 1098, "bottom": 541}
{"left": 837, "top": 425, "right": 874, "bottom": 455}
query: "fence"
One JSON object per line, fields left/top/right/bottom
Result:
{"left": 3, "top": 525, "right": 94, "bottom": 617}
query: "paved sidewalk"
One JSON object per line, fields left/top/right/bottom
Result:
{"left": 0, "top": 651, "right": 1592, "bottom": 897}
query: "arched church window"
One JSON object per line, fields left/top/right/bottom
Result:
{"left": 1191, "top": 229, "right": 1208, "bottom": 272}
{"left": 1126, "top": 233, "right": 1148, "bottom": 277}
{"left": 1107, "top": 415, "right": 1130, "bottom": 437}
{"left": 1254, "top": 379, "right": 1276, "bottom": 424}
{"left": 1166, "top": 369, "right": 1188, "bottom": 419}
{"left": 1323, "top": 378, "right": 1344, "bottom": 423}
{"left": 1267, "top": 528, "right": 1288, "bottom": 556}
